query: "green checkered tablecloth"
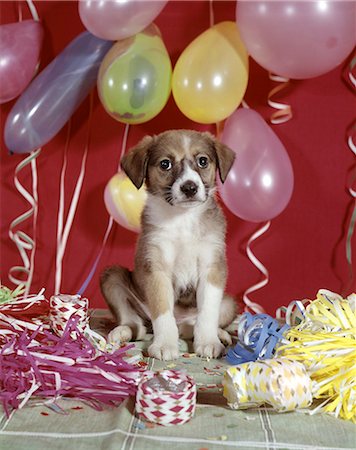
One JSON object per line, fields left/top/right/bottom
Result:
{"left": 0, "top": 311, "right": 355, "bottom": 450}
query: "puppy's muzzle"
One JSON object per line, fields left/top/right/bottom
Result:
{"left": 180, "top": 180, "right": 198, "bottom": 198}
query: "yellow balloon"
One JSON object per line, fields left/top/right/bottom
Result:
{"left": 104, "top": 172, "right": 147, "bottom": 232}
{"left": 172, "top": 21, "right": 249, "bottom": 124}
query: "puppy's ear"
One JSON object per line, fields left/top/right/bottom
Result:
{"left": 121, "top": 136, "right": 153, "bottom": 189}
{"left": 214, "top": 140, "right": 236, "bottom": 183}
{"left": 204, "top": 133, "right": 236, "bottom": 183}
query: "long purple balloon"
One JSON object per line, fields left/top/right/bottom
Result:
{"left": 5, "top": 31, "right": 112, "bottom": 154}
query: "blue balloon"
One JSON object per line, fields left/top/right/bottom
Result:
{"left": 5, "top": 31, "right": 112, "bottom": 154}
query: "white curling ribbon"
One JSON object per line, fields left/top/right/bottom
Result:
{"left": 8, "top": 149, "right": 41, "bottom": 297}
{"left": 223, "top": 358, "right": 313, "bottom": 412}
{"left": 136, "top": 370, "right": 196, "bottom": 426}
{"left": 243, "top": 221, "right": 271, "bottom": 314}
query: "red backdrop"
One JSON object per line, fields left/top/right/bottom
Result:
{"left": 1, "top": 1, "right": 355, "bottom": 315}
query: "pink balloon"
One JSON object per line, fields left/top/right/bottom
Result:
{"left": 219, "top": 109, "right": 294, "bottom": 222}
{"left": 236, "top": 1, "right": 355, "bottom": 79}
{"left": 0, "top": 20, "right": 43, "bottom": 104}
{"left": 79, "top": 0, "right": 168, "bottom": 41}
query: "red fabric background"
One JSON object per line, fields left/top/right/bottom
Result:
{"left": 1, "top": 1, "right": 355, "bottom": 315}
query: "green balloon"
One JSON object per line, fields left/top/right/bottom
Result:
{"left": 98, "top": 24, "right": 172, "bottom": 124}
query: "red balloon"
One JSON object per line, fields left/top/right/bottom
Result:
{"left": 0, "top": 20, "right": 43, "bottom": 104}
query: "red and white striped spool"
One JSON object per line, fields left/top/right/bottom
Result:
{"left": 49, "top": 294, "right": 88, "bottom": 338}
{"left": 135, "top": 370, "right": 196, "bottom": 426}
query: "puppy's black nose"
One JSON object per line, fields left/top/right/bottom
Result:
{"left": 180, "top": 180, "right": 198, "bottom": 198}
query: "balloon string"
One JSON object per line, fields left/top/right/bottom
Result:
{"left": 243, "top": 221, "right": 271, "bottom": 314}
{"left": 54, "top": 93, "right": 94, "bottom": 295}
{"left": 26, "top": 0, "right": 39, "bottom": 21}
{"left": 268, "top": 73, "right": 293, "bottom": 124}
{"left": 209, "top": 0, "right": 215, "bottom": 28}
{"left": 8, "top": 148, "right": 41, "bottom": 298}
{"left": 77, "top": 124, "right": 131, "bottom": 295}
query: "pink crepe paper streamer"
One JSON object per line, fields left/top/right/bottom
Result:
{"left": 0, "top": 316, "right": 140, "bottom": 416}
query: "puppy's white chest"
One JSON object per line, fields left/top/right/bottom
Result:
{"left": 158, "top": 215, "right": 205, "bottom": 291}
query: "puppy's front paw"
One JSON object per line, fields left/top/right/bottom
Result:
{"left": 194, "top": 339, "right": 225, "bottom": 359}
{"left": 148, "top": 342, "right": 179, "bottom": 361}
{"left": 108, "top": 325, "right": 132, "bottom": 345}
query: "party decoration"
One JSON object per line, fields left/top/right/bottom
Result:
{"left": 0, "top": 288, "right": 48, "bottom": 345}
{"left": 79, "top": 0, "right": 167, "bottom": 41}
{"left": 104, "top": 172, "right": 147, "bottom": 232}
{"left": 226, "top": 312, "right": 290, "bottom": 365}
{"left": 98, "top": 23, "right": 171, "bottom": 125}
{"left": 0, "top": 284, "right": 25, "bottom": 305}
{"left": 223, "top": 358, "right": 313, "bottom": 412}
{"left": 236, "top": 1, "right": 356, "bottom": 79}
{"left": 277, "top": 290, "right": 356, "bottom": 422}
{"left": 219, "top": 108, "right": 294, "bottom": 222}
{"left": 4, "top": 32, "right": 112, "bottom": 154}
{"left": 0, "top": 20, "right": 43, "bottom": 104}
{"left": 49, "top": 294, "right": 88, "bottom": 339}
{"left": 172, "top": 21, "right": 248, "bottom": 124}
{"left": 0, "top": 316, "right": 140, "bottom": 417}
{"left": 136, "top": 370, "right": 196, "bottom": 426}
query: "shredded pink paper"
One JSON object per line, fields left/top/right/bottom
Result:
{"left": 0, "top": 316, "right": 140, "bottom": 416}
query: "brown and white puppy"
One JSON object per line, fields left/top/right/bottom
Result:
{"left": 100, "top": 129, "right": 237, "bottom": 360}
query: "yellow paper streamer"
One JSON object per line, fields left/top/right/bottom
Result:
{"left": 277, "top": 290, "right": 356, "bottom": 423}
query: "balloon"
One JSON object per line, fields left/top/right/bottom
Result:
{"left": 4, "top": 32, "right": 112, "bottom": 154}
{"left": 236, "top": 1, "right": 356, "bottom": 79}
{"left": 172, "top": 21, "right": 248, "bottom": 124}
{"left": 98, "top": 23, "right": 171, "bottom": 125}
{"left": 219, "top": 108, "right": 294, "bottom": 222}
{"left": 104, "top": 172, "right": 147, "bottom": 232}
{"left": 0, "top": 20, "right": 43, "bottom": 104}
{"left": 79, "top": 0, "right": 168, "bottom": 41}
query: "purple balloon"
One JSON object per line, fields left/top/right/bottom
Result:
{"left": 236, "top": 1, "right": 356, "bottom": 79}
{"left": 0, "top": 20, "right": 43, "bottom": 104}
{"left": 219, "top": 109, "right": 294, "bottom": 222}
{"left": 5, "top": 32, "right": 112, "bottom": 154}
{"left": 79, "top": 0, "right": 168, "bottom": 41}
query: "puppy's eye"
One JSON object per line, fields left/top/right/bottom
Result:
{"left": 197, "top": 156, "right": 209, "bottom": 168}
{"left": 160, "top": 159, "right": 172, "bottom": 171}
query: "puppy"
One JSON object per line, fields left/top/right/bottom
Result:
{"left": 100, "top": 129, "right": 237, "bottom": 360}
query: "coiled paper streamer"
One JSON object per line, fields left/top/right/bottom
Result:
{"left": 226, "top": 312, "right": 290, "bottom": 365}
{"left": 277, "top": 290, "right": 356, "bottom": 422}
{"left": 223, "top": 358, "right": 313, "bottom": 412}
{"left": 136, "top": 370, "right": 196, "bottom": 426}
{"left": 49, "top": 294, "right": 88, "bottom": 338}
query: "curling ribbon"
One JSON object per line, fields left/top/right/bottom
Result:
{"left": 77, "top": 123, "right": 130, "bottom": 295}
{"left": 55, "top": 93, "right": 94, "bottom": 295}
{"left": 277, "top": 289, "right": 356, "bottom": 422}
{"left": 226, "top": 312, "right": 289, "bottom": 365}
{"left": 242, "top": 221, "right": 270, "bottom": 314}
{"left": 343, "top": 54, "right": 356, "bottom": 293}
{"left": 136, "top": 370, "right": 196, "bottom": 426}
{"left": 8, "top": 148, "right": 41, "bottom": 298}
{"left": 223, "top": 358, "right": 313, "bottom": 412}
{"left": 268, "top": 73, "right": 293, "bottom": 125}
